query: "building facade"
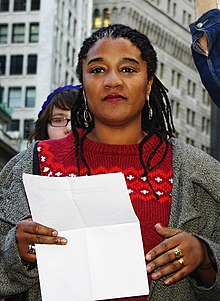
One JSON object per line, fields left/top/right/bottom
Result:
{"left": 0, "top": 103, "right": 19, "bottom": 169}
{"left": 93, "top": 0, "right": 211, "bottom": 152}
{"left": 0, "top": 0, "right": 93, "bottom": 151}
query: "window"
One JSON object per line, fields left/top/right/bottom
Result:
{"left": 31, "top": 0, "right": 40, "bottom": 10}
{"left": 188, "top": 14, "right": 191, "bottom": 25}
{"left": 186, "top": 108, "right": 195, "bottom": 126}
{"left": 72, "top": 47, "right": 75, "bottom": 67}
{"left": 173, "top": 3, "right": 176, "bottom": 17}
{"left": 0, "top": 0, "right": 9, "bottom": 12}
{"left": 159, "top": 62, "right": 164, "bottom": 79}
{"left": 29, "top": 22, "right": 39, "bottom": 43}
{"left": 171, "top": 69, "right": 175, "bottom": 86}
{"left": 202, "top": 116, "right": 205, "bottom": 132}
{"left": 167, "top": 0, "right": 171, "bottom": 13}
{"left": 24, "top": 119, "right": 34, "bottom": 139}
{"left": 177, "top": 73, "right": 181, "bottom": 89}
{"left": 93, "top": 9, "right": 102, "bottom": 28}
{"left": 65, "top": 71, "right": 69, "bottom": 84}
{"left": 186, "top": 137, "right": 195, "bottom": 146}
{"left": 66, "top": 41, "right": 70, "bottom": 63}
{"left": 68, "top": 11, "right": 72, "bottom": 31}
{"left": 192, "top": 82, "right": 196, "bottom": 98}
{"left": 201, "top": 145, "right": 210, "bottom": 154}
{"left": 25, "top": 87, "right": 36, "bottom": 107}
{"left": 27, "top": 54, "right": 37, "bottom": 74}
{"left": 8, "top": 87, "right": 22, "bottom": 108}
{"left": 0, "top": 86, "right": 4, "bottom": 103}
{"left": 187, "top": 79, "right": 196, "bottom": 97}
{"left": 10, "top": 55, "right": 23, "bottom": 75}
{"left": 206, "top": 119, "right": 210, "bottom": 135}
{"left": 12, "top": 24, "right": 25, "bottom": 43}
{"left": 0, "top": 24, "right": 8, "bottom": 43}
{"left": 175, "top": 102, "right": 180, "bottom": 119}
{"left": 103, "top": 8, "right": 110, "bottom": 27}
{"left": 7, "top": 119, "right": 20, "bottom": 131}
{"left": 14, "top": 0, "right": 26, "bottom": 11}
{"left": 182, "top": 10, "right": 186, "bottom": 24}
{"left": 0, "top": 55, "right": 6, "bottom": 75}
{"left": 73, "top": 19, "right": 76, "bottom": 36}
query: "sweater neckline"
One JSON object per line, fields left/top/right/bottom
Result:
{"left": 83, "top": 133, "right": 164, "bottom": 156}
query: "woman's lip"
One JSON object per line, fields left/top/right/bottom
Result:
{"left": 103, "top": 94, "right": 126, "bottom": 102}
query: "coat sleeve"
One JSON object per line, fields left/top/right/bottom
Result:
{"left": 0, "top": 144, "right": 40, "bottom": 297}
{"left": 171, "top": 138, "right": 220, "bottom": 300}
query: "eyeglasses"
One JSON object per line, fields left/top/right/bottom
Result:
{"left": 48, "top": 117, "right": 71, "bottom": 127}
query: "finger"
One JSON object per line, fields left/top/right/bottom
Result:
{"left": 18, "top": 220, "right": 58, "bottom": 237}
{"left": 146, "top": 237, "right": 180, "bottom": 261}
{"left": 17, "top": 227, "right": 67, "bottom": 245}
{"left": 146, "top": 228, "right": 185, "bottom": 261}
{"left": 147, "top": 247, "right": 183, "bottom": 273}
{"left": 151, "top": 259, "right": 186, "bottom": 281}
{"left": 154, "top": 223, "right": 182, "bottom": 238}
{"left": 164, "top": 266, "right": 188, "bottom": 285}
{"left": 16, "top": 220, "right": 67, "bottom": 245}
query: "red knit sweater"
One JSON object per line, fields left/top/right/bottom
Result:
{"left": 37, "top": 133, "right": 173, "bottom": 301}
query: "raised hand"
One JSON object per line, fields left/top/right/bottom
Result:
{"left": 16, "top": 218, "right": 67, "bottom": 263}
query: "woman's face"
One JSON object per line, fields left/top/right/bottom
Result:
{"left": 47, "top": 106, "right": 71, "bottom": 140}
{"left": 82, "top": 37, "right": 153, "bottom": 129}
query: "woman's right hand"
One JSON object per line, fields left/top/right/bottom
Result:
{"left": 16, "top": 218, "right": 67, "bottom": 263}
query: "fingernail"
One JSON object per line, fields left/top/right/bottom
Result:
{"left": 146, "top": 254, "right": 151, "bottom": 261}
{"left": 164, "top": 279, "right": 171, "bottom": 285}
{"left": 52, "top": 230, "right": 58, "bottom": 236}
{"left": 146, "top": 264, "right": 152, "bottom": 273}
{"left": 60, "top": 238, "right": 67, "bottom": 245}
{"left": 152, "top": 273, "right": 159, "bottom": 280}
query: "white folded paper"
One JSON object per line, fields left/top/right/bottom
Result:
{"left": 23, "top": 172, "right": 149, "bottom": 301}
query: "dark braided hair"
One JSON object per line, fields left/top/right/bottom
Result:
{"left": 71, "top": 24, "right": 175, "bottom": 198}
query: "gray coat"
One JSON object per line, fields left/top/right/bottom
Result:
{"left": 0, "top": 139, "right": 220, "bottom": 301}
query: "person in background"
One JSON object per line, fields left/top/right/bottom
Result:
{"left": 0, "top": 85, "right": 79, "bottom": 301}
{"left": 190, "top": 0, "right": 220, "bottom": 108}
{"left": 28, "top": 85, "right": 80, "bottom": 142}
{"left": 1, "top": 25, "right": 220, "bottom": 301}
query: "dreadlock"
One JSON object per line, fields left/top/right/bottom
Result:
{"left": 71, "top": 24, "right": 175, "bottom": 198}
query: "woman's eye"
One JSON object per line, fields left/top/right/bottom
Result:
{"left": 53, "top": 118, "right": 63, "bottom": 123}
{"left": 91, "top": 67, "right": 104, "bottom": 74}
{"left": 121, "top": 67, "right": 136, "bottom": 73}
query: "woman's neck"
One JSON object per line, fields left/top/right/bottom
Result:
{"left": 87, "top": 123, "right": 146, "bottom": 145}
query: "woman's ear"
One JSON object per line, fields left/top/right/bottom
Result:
{"left": 146, "top": 78, "right": 154, "bottom": 100}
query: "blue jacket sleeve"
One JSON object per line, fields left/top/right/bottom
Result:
{"left": 190, "top": 9, "right": 220, "bottom": 108}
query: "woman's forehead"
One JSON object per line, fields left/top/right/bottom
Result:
{"left": 85, "top": 37, "right": 143, "bottom": 62}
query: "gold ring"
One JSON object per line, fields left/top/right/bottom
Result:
{"left": 174, "top": 248, "right": 182, "bottom": 258}
{"left": 178, "top": 258, "right": 184, "bottom": 266}
{"left": 28, "top": 244, "right": 36, "bottom": 254}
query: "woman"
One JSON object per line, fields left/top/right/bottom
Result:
{"left": 28, "top": 85, "right": 80, "bottom": 142}
{"left": 1, "top": 25, "right": 220, "bottom": 300}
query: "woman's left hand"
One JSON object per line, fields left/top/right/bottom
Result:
{"left": 146, "top": 223, "right": 207, "bottom": 285}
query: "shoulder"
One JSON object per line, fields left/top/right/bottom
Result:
{"left": 171, "top": 138, "right": 219, "bottom": 168}
{"left": 0, "top": 143, "right": 35, "bottom": 178}
{"left": 170, "top": 138, "right": 220, "bottom": 197}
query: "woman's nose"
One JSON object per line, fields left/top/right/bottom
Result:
{"left": 104, "top": 71, "right": 122, "bottom": 88}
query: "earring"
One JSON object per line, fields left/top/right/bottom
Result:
{"left": 83, "top": 90, "right": 92, "bottom": 128}
{"left": 147, "top": 97, "right": 153, "bottom": 120}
